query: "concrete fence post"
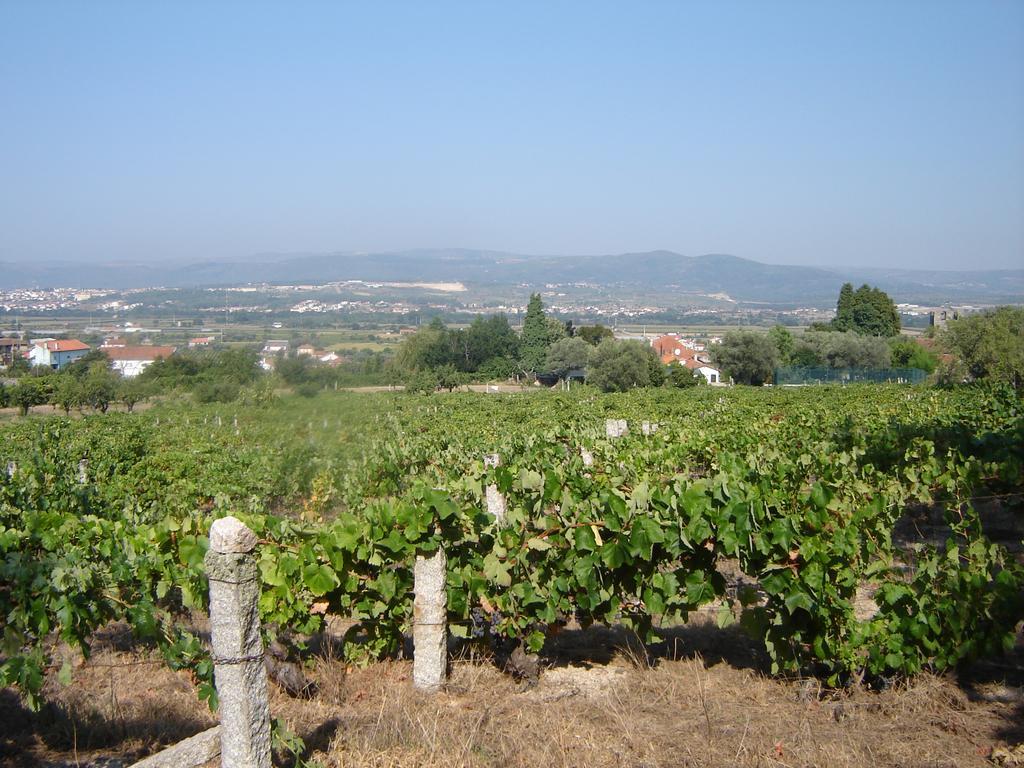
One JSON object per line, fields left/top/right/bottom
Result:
{"left": 205, "top": 517, "right": 271, "bottom": 768}
{"left": 483, "top": 454, "right": 507, "bottom": 525}
{"left": 78, "top": 459, "right": 88, "bottom": 484}
{"left": 605, "top": 419, "right": 628, "bottom": 438}
{"left": 413, "top": 546, "right": 447, "bottom": 692}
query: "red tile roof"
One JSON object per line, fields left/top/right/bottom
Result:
{"left": 41, "top": 339, "right": 90, "bottom": 352}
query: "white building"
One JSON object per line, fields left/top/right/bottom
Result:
{"left": 27, "top": 339, "right": 90, "bottom": 370}
{"left": 102, "top": 345, "right": 176, "bottom": 377}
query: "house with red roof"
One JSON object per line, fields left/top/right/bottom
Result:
{"left": 27, "top": 339, "right": 90, "bottom": 370}
{"left": 651, "top": 334, "right": 723, "bottom": 385}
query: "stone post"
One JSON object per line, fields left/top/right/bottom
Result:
{"left": 205, "top": 517, "right": 271, "bottom": 768}
{"left": 413, "top": 546, "right": 447, "bottom": 692}
{"left": 78, "top": 459, "right": 88, "bottom": 484}
{"left": 6, "top": 461, "right": 16, "bottom": 479}
{"left": 483, "top": 454, "right": 507, "bottom": 525}
{"left": 641, "top": 421, "right": 659, "bottom": 436}
{"left": 605, "top": 419, "right": 628, "bottom": 438}
{"left": 580, "top": 447, "right": 594, "bottom": 468}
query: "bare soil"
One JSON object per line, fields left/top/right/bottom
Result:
{"left": 2, "top": 617, "right": 1022, "bottom": 768}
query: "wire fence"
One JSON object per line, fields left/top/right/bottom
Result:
{"left": 774, "top": 367, "right": 928, "bottom": 386}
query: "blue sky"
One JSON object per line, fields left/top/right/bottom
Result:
{"left": 1, "top": 1, "right": 1022, "bottom": 269}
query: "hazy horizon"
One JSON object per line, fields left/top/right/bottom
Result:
{"left": 2, "top": 2, "right": 1022, "bottom": 271}
{"left": 2, "top": 246, "right": 1023, "bottom": 276}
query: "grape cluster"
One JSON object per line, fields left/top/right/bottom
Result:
{"left": 469, "top": 606, "right": 502, "bottom": 639}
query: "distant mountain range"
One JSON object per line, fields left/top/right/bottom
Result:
{"left": 1, "top": 249, "right": 1022, "bottom": 306}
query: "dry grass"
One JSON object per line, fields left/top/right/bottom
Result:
{"left": 307, "top": 655, "right": 1015, "bottom": 768}
{"left": 1, "top": 618, "right": 1021, "bottom": 768}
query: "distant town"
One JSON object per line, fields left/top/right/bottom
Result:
{"left": 0, "top": 280, "right": 970, "bottom": 332}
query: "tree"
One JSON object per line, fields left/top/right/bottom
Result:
{"left": 545, "top": 316, "right": 568, "bottom": 346}
{"left": 275, "top": 355, "right": 315, "bottom": 385}
{"left": 833, "top": 283, "right": 856, "bottom": 332}
{"left": 9, "top": 377, "right": 51, "bottom": 416}
{"left": 65, "top": 349, "right": 112, "bottom": 378}
{"left": 789, "top": 342, "right": 824, "bottom": 367}
{"left": 118, "top": 377, "right": 152, "bottom": 412}
{"left": 769, "top": 325, "right": 795, "bottom": 365}
{"left": 941, "top": 306, "right": 1024, "bottom": 389}
{"left": 80, "top": 365, "right": 118, "bottom": 413}
{"left": 830, "top": 284, "right": 900, "bottom": 336}
{"left": 576, "top": 325, "right": 615, "bottom": 346}
{"left": 435, "top": 364, "right": 464, "bottom": 392}
{"left": 889, "top": 338, "right": 938, "bottom": 373}
{"left": 797, "top": 331, "right": 891, "bottom": 369}
{"left": 668, "top": 362, "right": 701, "bottom": 388}
{"left": 713, "top": 331, "right": 779, "bottom": 385}
{"left": 587, "top": 339, "right": 659, "bottom": 392}
{"left": 209, "top": 348, "right": 261, "bottom": 384}
{"left": 520, "top": 294, "right": 559, "bottom": 373}
{"left": 51, "top": 375, "right": 82, "bottom": 415}
{"left": 395, "top": 319, "right": 451, "bottom": 371}
{"left": 647, "top": 352, "right": 666, "bottom": 387}
{"left": 544, "top": 337, "right": 592, "bottom": 379}
{"left": 404, "top": 368, "right": 440, "bottom": 394}
{"left": 462, "top": 314, "right": 519, "bottom": 372}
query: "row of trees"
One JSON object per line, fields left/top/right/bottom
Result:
{"left": 396, "top": 295, "right": 616, "bottom": 381}
{"left": 713, "top": 327, "right": 939, "bottom": 386}
{"left": 0, "top": 348, "right": 272, "bottom": 414}
{"left": 708, "top": 284, "right": 921, "bottom": 385}
{"left": 714, "top": 306, "right": 1023, "bottom": 389}
{"left": 0, "top": 354, "right": 147, "bottom": 415}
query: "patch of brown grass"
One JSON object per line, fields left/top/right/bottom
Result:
{"left": 303, "top": 656, "right": 1009, "bottom": 768}
{"left": 2, "top": 620, "right": 1021, "bottom": 768}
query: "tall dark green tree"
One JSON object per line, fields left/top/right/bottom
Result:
{"left": 834, "top": 283, "right": 855, "bottom": 332}
{"left": 520, "top": 293, "right": 554, "bottom": 373}
{"left": 831, "top": 284, "right": 900, "bottom": 336}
